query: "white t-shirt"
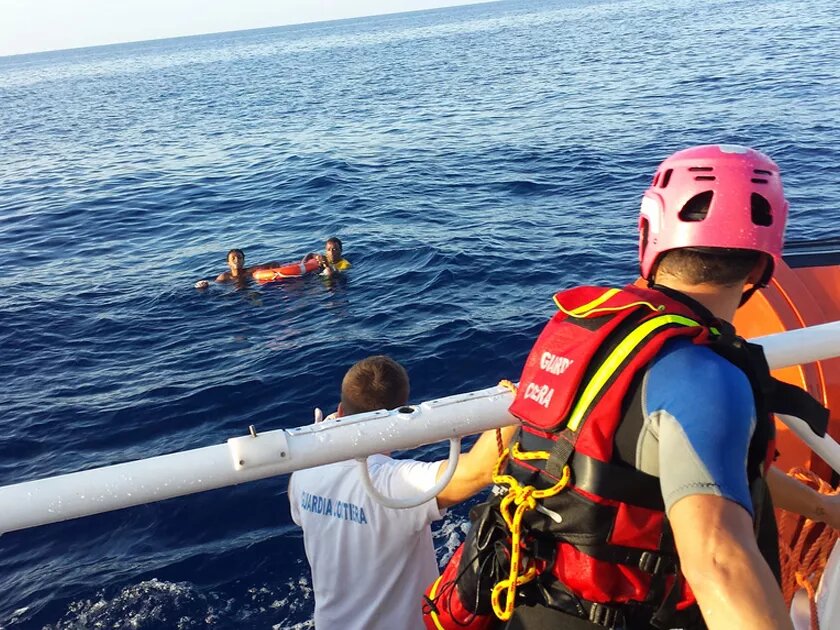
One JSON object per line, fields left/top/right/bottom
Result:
{"left": 288, "top": 455, "right": 445, "bottom": 630}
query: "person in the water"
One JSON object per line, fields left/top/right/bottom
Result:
{"left": 214, "top": 248, "right": 280, "bottom": 282}
{"left": 303, "top": 237, "right": 351, "bottom": 278}
{"left": 194, "top": 249, "right": 280, "bottom": 288}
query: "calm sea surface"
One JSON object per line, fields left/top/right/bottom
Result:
{"left": 1, "top": 0, "right": 838, "bottom": 627}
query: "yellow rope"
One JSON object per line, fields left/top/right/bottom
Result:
{"left": 496, "top": 379, "right": 518, "bottom": 456}
{"left": 511, "top": 441, "right": 550, "bottom": 461}
{"left": 499, "top": 380, "right": 517, "bottom": 393}
{"left": 489, "top": 446, "right": 571, "bottom": 620}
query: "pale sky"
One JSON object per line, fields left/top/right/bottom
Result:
{"left": 1, "top": 0, "right": 495, "bottom": 57}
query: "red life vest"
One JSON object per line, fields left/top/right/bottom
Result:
{"left": 425, "top": 284, "right": 828, "bottom": 630}
{"left": 504, "top": 285, "right": 730, "bottom": 625}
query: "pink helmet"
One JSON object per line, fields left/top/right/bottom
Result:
{"left": 638, "top": 144, "right": 788, "bottom": 286}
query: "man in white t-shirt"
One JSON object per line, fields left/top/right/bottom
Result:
{"left": 288, "top": 355, "right": 517, "bottom": 630}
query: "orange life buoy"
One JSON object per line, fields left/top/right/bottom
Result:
{"left": 252, "top": 258, "right": 321, "bottom": 283}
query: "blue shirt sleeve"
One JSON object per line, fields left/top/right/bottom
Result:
{"left": 644, "top": 338, "right": 757, "bottom": 516}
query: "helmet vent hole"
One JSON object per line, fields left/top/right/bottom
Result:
{"left": 659, "top": 169, "right": 673, "bottom": 188}
{"left": 751, "top": 177, "right": 768, "bottom": 184}
{"left": 751, "top": 193, "right": 773, "bottom": 226}
{"left": 694, "top": 175, "right": 716, "bottom": 181}
{"left": 688, "top": 167, "right": 714, "bottom": 172}
{"left": 678, "top": 191, "right": 713, "bottom": 222}
{"left": 754, "top": 169, "right": 772, "bottom": 176}
{"left": 652, "top": 172, "right": 660, "bottom": 187}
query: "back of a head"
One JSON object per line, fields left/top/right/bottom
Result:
{"left": 638, "top": 144, "right": 788, "bottom": 288}
{"left": 340, "top": 355, "right": 409, "bottom": 416}
{"left": 654, "top": 248, "right": 762, "bottom": 287}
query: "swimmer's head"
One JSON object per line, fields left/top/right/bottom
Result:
{"left": 227, "top": 249, "right": 245, "bottom": 271}
{"left": 325, "top": 237, "right": 343, "bottom": 264}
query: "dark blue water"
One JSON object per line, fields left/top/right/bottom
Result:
{"left": 1, "top": 0, "right": 838, "bottom": 627}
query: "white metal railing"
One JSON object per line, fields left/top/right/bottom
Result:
{"left": 0, "top": 320, "right": 838, "bottom": 534}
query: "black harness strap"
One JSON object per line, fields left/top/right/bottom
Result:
{"left": 711, "top": 335, "right": 829, "bottom": 438}
{"left": 545, "top": 432, "right": 575, "bottom": 480}
{"left": 769, "top": 379, "right": 829, "bottom": 436}
{"left": 570, "top": 452, "right": 664, "bottom": 511}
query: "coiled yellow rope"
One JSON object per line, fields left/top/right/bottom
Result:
{"left": 488, "top": 440, "right": 571, "bottom": 620}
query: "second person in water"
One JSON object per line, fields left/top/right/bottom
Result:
{"left": 303, "top": 236, "right": 352, "bottom": 278}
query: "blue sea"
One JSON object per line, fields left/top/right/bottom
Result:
{"left": 1, "top": 0, "right": 838, "bottom": 627}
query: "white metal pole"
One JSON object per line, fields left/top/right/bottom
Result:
{"left": 755, "top": 321, "right": 840, "bottom": 370}
{"left": 0, "top": 387, "right": 517, "bottom": 534}
{"left": 0, "top": 321, "right": 838, "bottom": 534}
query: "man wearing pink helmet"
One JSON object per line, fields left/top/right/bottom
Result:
{"left": 629, "top": 144, "right": 832, "bottom": 629}
{"left": 426, "top": 145, "right": 839, "bottom": 630}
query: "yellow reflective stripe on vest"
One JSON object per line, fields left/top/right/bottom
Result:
{"left": 566, "top": 314, "right": 702, "bottom": 432}
{"left": 426, "top": 573, "right": 447, "bottom": 630}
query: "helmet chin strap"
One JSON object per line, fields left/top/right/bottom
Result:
{"left": 738, "top": 282, "right": 764, "bottom": 307}
{"left": 644, "top": 258, "right": 662, "bottom": 289}
{"left": 739, "top": 255, "right": 775, "bottom": 307}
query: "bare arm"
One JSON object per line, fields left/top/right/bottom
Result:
{"left": 434, "top": 425, "right": 518, "bottom": 509}
{"left": 670, "top": 494, "right": 793, "bottom": 630}
{"left": 767, "top": 465, "right": 840, "bottom": 528}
